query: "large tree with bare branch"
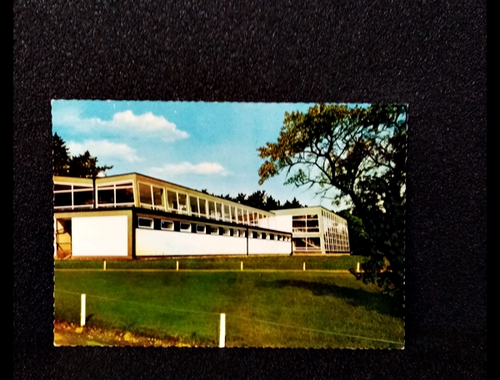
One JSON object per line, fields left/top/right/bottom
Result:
{"left": 258, "top": 104, "right": 407, "bottom": 310}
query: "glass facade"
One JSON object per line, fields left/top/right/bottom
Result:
{"left": 290, "top": 209, "right": 349, "bottom": 253}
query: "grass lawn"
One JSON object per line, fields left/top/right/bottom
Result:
{"left": 54, "top": 255, "right": 366, "bottom": 270}
{"left": 54, "top": 263, "right": 404, "bottom": 348}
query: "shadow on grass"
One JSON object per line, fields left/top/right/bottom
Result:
{"left": 259, "top": 279, "right": 400, "bottom": 318}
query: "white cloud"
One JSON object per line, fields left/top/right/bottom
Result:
{"left": 53, "top": 109, "right": 189, "bottom": 142}
{"left": 109, "top": 111, "right": 189, "bottom": 141}
{"left": 67, "top": 140, "right": 140, "bottom": 163}
{"left": 149, "top": 162, "right": 229, "bottom": 176}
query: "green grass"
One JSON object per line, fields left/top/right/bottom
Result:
{"left": 54, "top": 268, "right": 404, "bottom": 348}
{"left": 55, "top": 255, "right": 366, "bottom": 271}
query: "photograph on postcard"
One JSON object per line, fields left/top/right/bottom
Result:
{"left": 53, "top": 100, "right": 406, "bottom": 348}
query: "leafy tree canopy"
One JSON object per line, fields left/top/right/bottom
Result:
{"left": 52, "top": 133, "right": 70, "bottom": 176}
{"left": 53, "top": 133, "right": 113, "bottom": 178}
{"left": 205, "top": 190, "right": 304, "bottom": 211}
{"left": 258, "top": 103, "right": 407, "bottom": 308}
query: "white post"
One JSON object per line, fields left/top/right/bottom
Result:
{"left": 80, "top": 294, "right": 86, "bottom": 326}
{"left": 219, "top": 313, "right": 226, "bottom": 348}
{"left": 303, "top": 262, "right": 306, "bottom": 271}
{"left": 176, "top": 261, "right": 179, "bottom": 271}
{"left": 103, "top": 260, "right": 106, "bottom": 271}
{"left": 356, "top": 262, "right": 360, "bottom": 273}
{"left": 240, "top": 261, "right": 243, "bottom": 271}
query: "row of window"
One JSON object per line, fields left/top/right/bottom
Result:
{"left": 292, "top": 214, "right": 320, "bottom": 233}
{"left": 54, "top": 181, "right": 271, "bottom": 228}
{"left": 137, "top": 217, "right": 291, "bottom": 241}
{"left": 292, "top": 237, "right": 321, "bottom": 250}
{"left": 54, "top": 182, "right": 135, "bottom": 209}
{"left": 138, "top": 182, "right": 269, "bottom": 226}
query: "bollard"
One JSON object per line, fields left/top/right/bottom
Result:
{"left": 303, "top": 262, "right": 306, "bottom": 271}
{"left": 176, "top": 261, "right": 179, "bottom": 271}
{"left": 240, "top": 261, "right": 243, "bottom": 271}
{"left": 80, "top": 294, "right": 86, "bottom": 326}
{"left": 103, "top": 260, "right": 106, "bottom": 271}
{"left": 356, "top": 262, "right": 360, "bottom": 273}
{"left": 219, "top": 313, "right": 226, "bottom": 348}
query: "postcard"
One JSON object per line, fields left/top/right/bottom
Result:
{"left": 53, "top": 100, "right": 406, "bottom": 348}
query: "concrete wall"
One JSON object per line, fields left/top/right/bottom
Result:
{"left": 136, "top": 229, "right": 247, "bottom": 256}
{"left": 248, "top": 237, "right": 291, "bottom": 254}
{"left": 135, "top": 229, "right": 291, "bottom": 256}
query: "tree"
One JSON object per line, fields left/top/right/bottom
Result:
{"left": 246, "top": 190, "right": 267, "bottom": 210}
{"left": 337, "top": 209, "right": 371, "bottom": 255}
{"left": 265, "top": 195, "right": 280, "bottom": 210}
{"left": 68, "top": 150, "right": 113, "bottom": 178}
{"left": 52, "top": 133, "right": 70, "bottom": 176}
{"left": 52, "top": 133, "right": 113, "bottom": 178}
{"left": 235, "top": 193, "right": 247, "bottom": 204}
{"left": 280, "top": 197, "right": 303, "bottom": 209}
{"left": 257, "top": 103, "right": 407, "bottom": 309}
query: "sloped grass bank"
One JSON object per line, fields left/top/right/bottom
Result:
{"left": 54, "top": 269, "right": 403, "bottom": 348}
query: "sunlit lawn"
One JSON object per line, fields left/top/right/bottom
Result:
{"left": 55, "top": 260, "right": 404, "bottom": 348}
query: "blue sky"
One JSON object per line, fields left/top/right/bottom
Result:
{"left": 52, "top": 100, "right": 359, "bottom": 211}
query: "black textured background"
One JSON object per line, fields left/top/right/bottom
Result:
{"left": 14, "top": 1, "right": 486, "bottom": 379}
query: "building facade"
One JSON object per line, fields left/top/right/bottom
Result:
{"left": 272, "top": 207, "right": 350, "bottom": 255}
{"left": 53, "top": 173, "right": 349, "bottom": 259}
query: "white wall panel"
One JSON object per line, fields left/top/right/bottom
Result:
{"left": 248, "top": 238, "right": 291, "bottom": 254}
{"left": 72, "top": 216, "right": 128, "bottom": 257}
{"left": 136, "top": 229, "right": 291, "bottom": 256}
{"left": 136, "top": 229, "right": 247, "bottom": 256}
{"left": 267, "top": 215, "right": 292, "bottom": 233}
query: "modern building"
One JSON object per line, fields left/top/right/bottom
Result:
{"left": 272, "top": 207, "right": 350, "bottom": 254}
{"left": 53, "top": 173, "right": 349, "bottom": 259}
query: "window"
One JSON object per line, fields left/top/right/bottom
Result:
{"left": 196, "top": 224, "right": 206, "bottom": 233}
{"left": 208, "top": 201, "right": 216, "bottom": 219}
{"left": 74, "top": 189, "right": 93, "bottom": 206}
{"left": 98, "top": 182, "right": 134, "bottom": 208}
{"left": 54, "top": 182, "right": 94, "bottom": 210}
{"left": 199, "top": 198, "right": 207, "bottom": 217}
{"left": 98, "top": 188, "right": 114, "bottom": 205}
{"left": 292, "top": 214, "right": 319, "bottom": 233}
{"left": 153, "top": 186, "right": 164, "bottom": 208}
{"left": 161, "top": 220, "right": 174, "bottom": 230}
{"left": 190, "top": 196, "right": 199, "bottom": 216}
{"left": 116, "top": 187, "right": 134, "bottom": 204}
{"left": 54, "top": 192, "right": 72, "bottom": 207}
{"left": 249, "top": 212, "right": 257, "bottom": 226}
{"left": 216, "top": 203, "right": 222, "bottom": 220}
{"left": 138, "top": 217, "right": 153, "bottom": 229}
{"left": 167, "top": 190, "right": 178, "bottom": 212}
{"left": 292, "top": 219, "right": 306, "bottom": 231}
{"left": 218, "top": 227, "right": 231, "bottom": 236}
{"left": 223, "top": 204, "right": 231, "bottom": 221}
{"left": 180, "top": 222, "right": 191, "bottom": 232}
{"left": 178, "top": 193, "right": 188, "bottom": 213}
{"left": 292, "top": 237, "right": 321, "bottom": 251}
{"left": 139, "top": 183, "right": 152, "bottom": 205}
